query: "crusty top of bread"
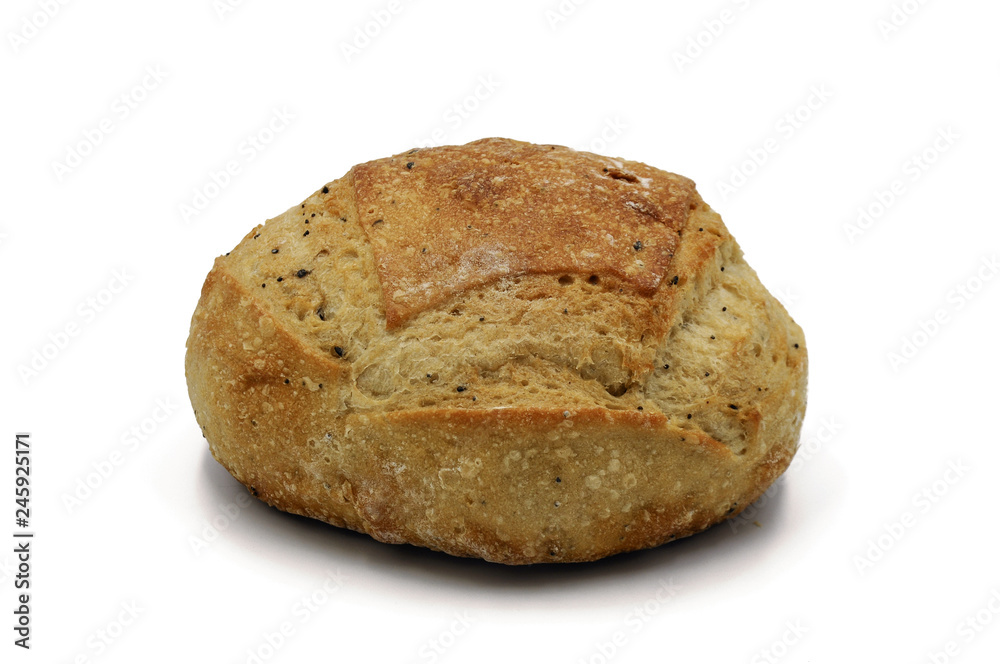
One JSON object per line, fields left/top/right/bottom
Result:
{"left": 354, "top": 138, "right": 696, "bottom": 328}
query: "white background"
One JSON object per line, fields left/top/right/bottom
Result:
{"left": 2, "top": 0, "right": 999, "bottom": 662}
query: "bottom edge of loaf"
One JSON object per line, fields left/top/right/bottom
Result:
{"left": 205, "top": 427, "right": 797, "bottom": 566}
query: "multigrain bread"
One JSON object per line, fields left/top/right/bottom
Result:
{"left": 185, "top": 138, "right": 807, "bottom": 565}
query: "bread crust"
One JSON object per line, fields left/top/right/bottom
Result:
{"left": 353, "top": 138, "right": 696, "bottom": 328}
{"left": 185, "top": 138, "right": 807, "bottom": 564}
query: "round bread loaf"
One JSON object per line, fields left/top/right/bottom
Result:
{"left": 185, "top": 138, "right": 807, "bottom": 564}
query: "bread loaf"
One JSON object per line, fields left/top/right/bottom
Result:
{"left": 185, "top": 138, "right": 807, "bottom": 564}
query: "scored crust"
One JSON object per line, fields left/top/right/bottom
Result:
{"left": 353, "top": 139, "right": 696, "bottom": 328}
{"left": 185, "top": 138, "right": 808, "bottom": 564}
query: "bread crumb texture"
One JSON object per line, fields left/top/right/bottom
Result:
{"left": 185, "top": 138, "right": 808, "bottom": 564}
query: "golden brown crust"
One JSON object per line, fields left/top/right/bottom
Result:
{"left": 185, "top": 138, "right": 808, "bottom": 564}
{"left": 353, "top": 138, "right": 696, "bottom": 329}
